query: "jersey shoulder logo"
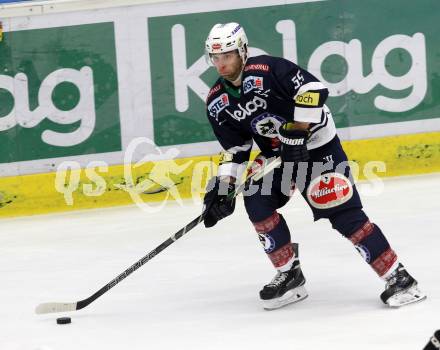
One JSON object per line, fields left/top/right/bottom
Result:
{"left": 244, "top": 64, "right": 270, "bottom": 72}
{"left": 208, "top": 93, "right": 229, "bottom": 120}
{"left": 206, "top": 84, "right": 222, "bottom": 102}
{"left": 243, "top": 76, "right": 264, "bottom": 94}
{"left": 295, "top": 92, "right": 320, "bottom": 106}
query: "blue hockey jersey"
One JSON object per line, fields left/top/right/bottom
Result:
{"left": 205, "top": 55, "right": 336, "bottom": 178}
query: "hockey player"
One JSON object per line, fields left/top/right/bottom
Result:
{"left": 202, "top": 22, "right": 426, "bottom": 310}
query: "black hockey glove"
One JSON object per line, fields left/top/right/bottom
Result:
{"left": 203, "top": 176, "right": 236, "bottom": 228}
{"left": 278, "top": 122, "right": 310, "bottom": 163}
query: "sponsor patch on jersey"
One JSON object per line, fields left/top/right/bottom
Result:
{"left": 258, "top": 233, "right": 276, "bottom": 254}
{"left": 207, "top": 84, "right": 221, "bottom": 101}
{"left": 295, "top": 92, "right": 320, "bottom": 106}
{"left": 244, "top": 64, "right": 270, "bottom": 72}
{"left": 306, "top": 172, "right": 353, "bottom": 209}
{"left": 225, "top": 95, "right": 267, "bottom": 121}
{"left": 243, "top": 76, "right": 264, "bottom": 94}
{"left": 251, "top": 113, "right": 285, "bottom": 138}
{"left": 208, "top": 93, "right": 229, "bottom": 119}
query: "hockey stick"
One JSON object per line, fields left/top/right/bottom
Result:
{"left": 35, "top": 157, "right": 281, "bottom": 314}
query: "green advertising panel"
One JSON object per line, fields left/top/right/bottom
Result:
{"left": 148, "top": 0, "right": 440, "bottom": 146}
{"left": 0, "top": 22, "right": 121, "bottom": 163}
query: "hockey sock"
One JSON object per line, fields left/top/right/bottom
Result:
{"left": 253, "top": 212, "right": 295, "bottom": 271}
{"left": 349, "top": 221, "right": 399, "bottom": 277}
{"left": 330, "top": 209, "right": 399, "bottom": 277}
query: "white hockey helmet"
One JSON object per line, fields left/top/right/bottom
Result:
{"left": 205, "top": 22, "right": 248, "bottom": 64}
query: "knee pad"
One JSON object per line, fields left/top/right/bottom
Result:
{"left": 244, "top": 187, "right": 288, "bottom": 223}
{"left": 329, "top": 208, "right": 369, "bottom": 238}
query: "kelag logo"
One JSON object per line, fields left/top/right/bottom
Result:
{"left": 0, "top": 67, "right": 95, "bottom": 147}
{"left": 0, "top": 22, "right": 121, "bottom": 163}
{"left": 148, "top": 0, "right": 438, "bottom": 147}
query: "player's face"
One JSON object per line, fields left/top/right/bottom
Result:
{"left": 210, "top": 50, "right": 243, "bottom": 82}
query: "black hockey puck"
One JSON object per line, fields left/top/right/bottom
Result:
{"left": 56, "top": 317, "right": 71, "bottom": 325}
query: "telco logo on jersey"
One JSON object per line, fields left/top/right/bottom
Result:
{"left": 208, "top": 93, "right": 229, "bottom": 119}
{"left": 243, "top": 76, "right": 264, "bottom": 94}
{"left": 225, "top": 95, "right": 267, "bottom": 122}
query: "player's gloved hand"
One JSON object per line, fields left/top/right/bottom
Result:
{"left": 278, "top": 122, "right": 310, "bottom": 163}
{"left": 203, "top": 176, "right": 236, "bottom": 228}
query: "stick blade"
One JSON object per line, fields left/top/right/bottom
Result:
{"left": 35, "top": 302, "right": 77, "bottom": 314}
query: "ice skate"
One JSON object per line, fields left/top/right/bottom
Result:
{"left": 380, "top": 263, "right": 426, "bottom": 307}
{"left": 260, "top": 243, "right": 308, "bottom": 310}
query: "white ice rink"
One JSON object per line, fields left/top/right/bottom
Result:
{"left": 1, "top": 173, "right": 439, "bottom": 350}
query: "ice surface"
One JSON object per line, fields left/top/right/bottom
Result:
{"left": 1, "top": 173, "right": 439, "bottom": 350}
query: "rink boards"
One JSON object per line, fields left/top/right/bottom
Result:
{"left": 1, "top": 0, "right": 440, "bottom": 217}
{"left": 1, "top": 131, "right": 439, "bottom": 218}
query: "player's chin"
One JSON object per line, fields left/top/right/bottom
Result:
{"left": 221, "top": 73, "right": 238, "bottom": 82}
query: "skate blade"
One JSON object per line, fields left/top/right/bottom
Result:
{"left": 386, "top": 285, "right": 427, "bottom": 308}
{"left": 262, "top": 285, "right": 308, "bottom": 310}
